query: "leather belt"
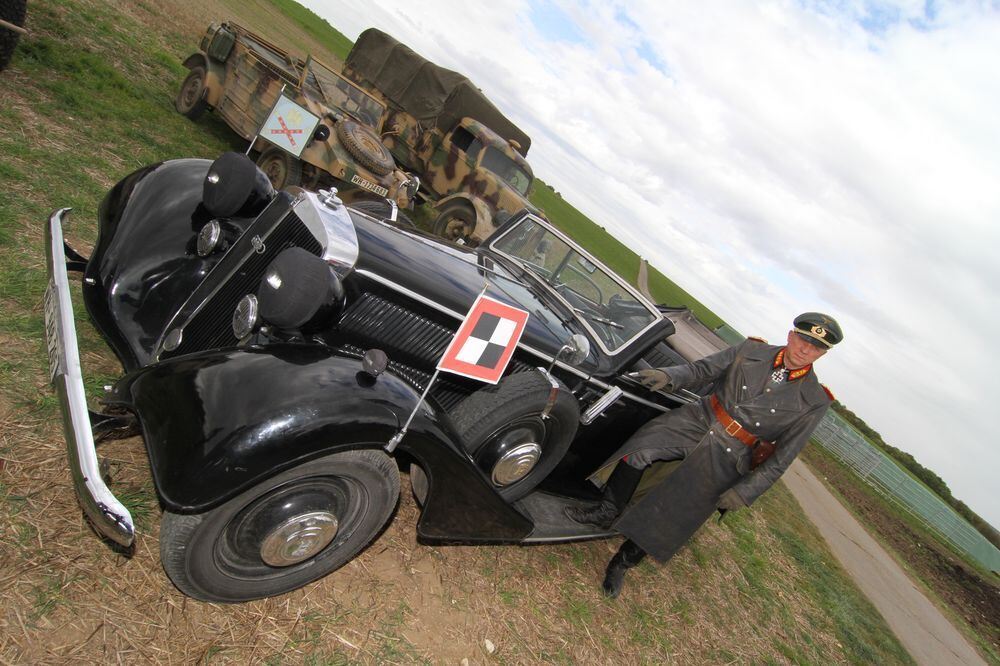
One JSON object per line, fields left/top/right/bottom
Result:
{"left": 709, "top": 395, "right": 757, "bottom": 447}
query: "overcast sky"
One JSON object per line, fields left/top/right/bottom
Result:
{"left": 303, "top": 0, "right": 999, "bottom": 527}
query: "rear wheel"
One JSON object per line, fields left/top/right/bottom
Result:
{"left": 160, "top": 449, "right": 399, "bottom": 602}
{"left": 175, "top": 66, "right": 208, "bottom": 119}
{"left": 451, "top": 372, "right": 579, "bottom": 501}
{"left": 257, "top": 148, "right": 302, "bottom": 190}
{"left": 432, "top": 201, "right": 476, "bottom": 244}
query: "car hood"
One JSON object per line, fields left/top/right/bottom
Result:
{"left": 350, "top": 214, "right": 598, "bottom": 373}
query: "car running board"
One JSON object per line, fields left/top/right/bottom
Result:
{"left": 515, "top": 492, "right": 618, "bottom": 543}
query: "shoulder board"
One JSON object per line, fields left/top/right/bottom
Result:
{"left": 747, "top": 336, "right": 768, "bottom": 344}
{"left": 821, "top": 384, "right": 835, "bottom": 401}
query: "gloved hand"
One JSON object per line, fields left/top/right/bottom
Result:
{"left": 628, "top": 368, "right": 671, "bottom": 392}
{"left": 717, "top": 488, "right": 747, "bottom": 512}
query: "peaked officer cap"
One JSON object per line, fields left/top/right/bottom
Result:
{"left": 793, "top": 312, "right": 843, "bottom": 348}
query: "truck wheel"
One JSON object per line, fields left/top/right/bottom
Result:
{"left": 336, "top": 120, "right": 394, "bottom": 176}
{"left": 175, "top": 65, "right": 208, "bottom": 119}
{"left": 0, "top": 0, "right": 27, "bottom": 73}
{"left": 451, "top": 372, "right": 579, "bottom": 501}
{"left": 257, "top": 148, "right": 302, "bottom": 190}
{"left": 432, "top": 201, "right": 476, "bottom": 244}
{"left": 349, "top": 199, "right": 416, "bottom": 229}
{"left": 160, "top": 449, "right": 399, "bottom": 602}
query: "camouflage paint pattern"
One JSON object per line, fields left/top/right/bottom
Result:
{"left": 180, "top": 23, "right": 414, "bottom": 207}
{"left": 382, "top": 111, "right": 539, "bottom": 240}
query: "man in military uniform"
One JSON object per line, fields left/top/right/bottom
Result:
{"left": 566, "top": 312, "right": 843, "bottom": 598}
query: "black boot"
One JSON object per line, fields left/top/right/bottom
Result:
{"left": 564, "top": 498, "right": 620, "bottom": 528}
{"left": 602, "top": 539, "right": 646, "bottom": 599}
{"left": 564, "top": 460, "right": 644, "bottom": 528}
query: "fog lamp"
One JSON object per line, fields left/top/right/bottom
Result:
{"left": 197, "top": 220, "right": 222, "bottom": 257}
{"left": 232, "top": 294, "right": 259, "bottom": 340}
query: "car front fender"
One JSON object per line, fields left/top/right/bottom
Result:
{"left": 113, "top": 344, "right": 532, "bottom": 539}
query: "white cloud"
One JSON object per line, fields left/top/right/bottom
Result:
{"left": 305, "top": 0, "right": 1000, "bottom": 527}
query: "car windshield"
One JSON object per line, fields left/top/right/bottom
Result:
{"left": 304, "top": 59, "right": 386, "bottom": 128}
{"left": 489, "top": 217, "right": 660, "bottom": 352}
{"left": 480, "top": 147, "right": 531, "bottom": 196}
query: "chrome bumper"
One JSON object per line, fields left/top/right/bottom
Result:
{"left": 44, "top": 209, "right": 134, "bottom": 547}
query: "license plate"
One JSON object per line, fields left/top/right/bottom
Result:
{"left": 43, "top": 280, "right": 65, "bottom": 383}
{"left": 351, "top": 174, "right": 389, "bottom": 197}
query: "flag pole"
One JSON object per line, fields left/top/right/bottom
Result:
{"left": 385, "top": 282, "right": 490, "bottom": 453}
{"left": 385, "top": 368, "right": 440, "bottom": 453}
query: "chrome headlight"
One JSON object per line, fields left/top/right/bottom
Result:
{"left": 232, "top": 294, "right": 259, "bottom": 339}
{"left": 197, "top": 220, "right": 222, "bottom": 257}
{"left": 257, "top": 247, "right": 345, "bottom": 333}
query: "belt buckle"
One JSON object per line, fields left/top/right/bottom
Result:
{"left": 725, "top": 420, "right": 742, "bottom": 437}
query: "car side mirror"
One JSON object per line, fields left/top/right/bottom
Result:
{"left": 556, "top": 334, "right": 590, "bottom": 367}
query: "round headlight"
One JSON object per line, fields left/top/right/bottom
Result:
{"left": 203, "top": 152, "right": 275, "bottom": 218}
{"left": 257, "top": 247, "right": 345, "bottom": 332}
{"left": 197, "top": 220, "right": 222, "bottom": 257}
{"left": 232, "top": 294, "right": 259, "bottom": 340}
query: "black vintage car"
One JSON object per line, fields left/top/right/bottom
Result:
{"left": 44, "top": 153, "right": 696, "bottom": 602}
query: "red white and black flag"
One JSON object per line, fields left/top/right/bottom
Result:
{"left": 386, "top": 292, "right": 529, "bottom": 451}
{"left": 438, "top": 294, "right": 530, "bottom": 384}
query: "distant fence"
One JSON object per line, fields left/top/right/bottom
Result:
{"left": 812, "top": 411, "right": 1000, "bottom": 573}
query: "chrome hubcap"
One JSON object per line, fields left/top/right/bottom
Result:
{"left": 259, "top": 510, "right": 339, "bottom": 567}
{"left": 491, "top": 442, "right": 542, "bottom": 486}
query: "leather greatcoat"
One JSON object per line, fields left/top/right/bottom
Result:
{"left": 606, "top": 338, "right": 831, "bottom": 562}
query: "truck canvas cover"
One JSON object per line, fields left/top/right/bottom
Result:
{"left": 345, "top": 28, "right": 532, "bottom": 155}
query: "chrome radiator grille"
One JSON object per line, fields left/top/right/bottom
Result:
{"left": 161, "top": 198, "right": 322, "bottom": 359}
{"left": 338, "top": 292, "right": 454, "bottom": 368}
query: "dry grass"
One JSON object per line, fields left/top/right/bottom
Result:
{"left": 0, "top": 0, "right": 914, "bottom": 663}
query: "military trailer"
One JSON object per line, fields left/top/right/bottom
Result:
{"left": 176, "top": 22, "right": 418, "bottom": 209}
{"left": 343, "top": 28, "right": 538, "bottom": 244}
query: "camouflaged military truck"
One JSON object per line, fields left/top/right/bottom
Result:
{"left": 176, "top": 22, "right": 418, "bottom": 209}
{"left": 343, "top": 28, "right": 538, "bottom": 244}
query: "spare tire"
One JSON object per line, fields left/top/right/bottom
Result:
{"left": 451, "top": 371, "right": 579, "bottom": 502}
{"left": 0, "top": 0, "right": 27, "bottom": 72}
{"left": 336, "top": 120, "right": 394, "bottom": 176}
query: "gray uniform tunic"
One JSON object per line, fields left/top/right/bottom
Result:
{"left": 609, "top": 338, "right": 831, "bottom": 562}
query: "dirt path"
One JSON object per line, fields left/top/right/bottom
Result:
{"left": 783, "top": 460, "right": 985, "bottom": 665}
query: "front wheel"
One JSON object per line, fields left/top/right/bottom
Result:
{"left": 175, "top": 66, "right": 208, "bottom": 119}
{"left": 431, "top": 201, "right": 477, "bottom": 244}
{"left": 160, "top": 449, "right": 399, "bottom": 602}
{"left": 257, "top": 148, "right": 302, "bottom": 190}
{"left": 0, "top": 0, "right": 27, "bottom": 73}
{"left": 452, "top": 371, "right": 579, "bottom": 501}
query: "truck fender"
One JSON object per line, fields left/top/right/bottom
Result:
{"left": 112, "top": 345, "right": 531, "bottom": 539}
{"left": 434, "top": 193, "right": 494, "bottom": 242}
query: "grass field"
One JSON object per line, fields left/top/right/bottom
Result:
{"left": 0, "top": 0, "right": 917, "bottom": 662}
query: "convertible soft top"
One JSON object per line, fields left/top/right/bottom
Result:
{"left": 345, "top": 28, "right": 532, "bottom": 155}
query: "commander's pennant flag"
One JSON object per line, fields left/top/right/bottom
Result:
{"left": 438, "top": 294, "right": 530, "bottom": 384}
{"left": 257, "top": 93, "right": 320, "bottom": 158}
{"left": 386, "top": 292, "right": 529, "bottom": 452}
